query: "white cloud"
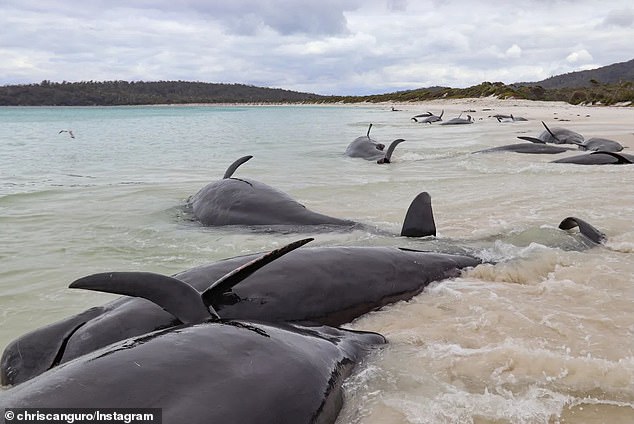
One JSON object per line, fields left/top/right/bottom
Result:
{"left": 505, "top": 44, "right": 522, "bottom": 59}
{"left": 566, "top": 49, "right": 593, "bottom": 64}
{"left": 0, "top": 0, "right": 632, "bottom": 94}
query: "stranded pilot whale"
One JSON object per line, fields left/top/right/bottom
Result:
{"left": 1, "top": 235, "right": 479, "bottom": 386}
{"left": 0, "top": 272, "right": 385, "bottom": 424}
{"left": 344, "top": 124, "right": 405, "bottom": 163}
{"left": 551, "top": 151, "right": 634, "bottom": 165}
{"left": 188, "top": 155, "right": 429, "bottom": 235}
{"left": 188, "top": 155, "right": 355, "bottom": 227}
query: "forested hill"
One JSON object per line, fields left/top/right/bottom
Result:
{"left": 0, "top": 81, "right": 327, "bottom": 106}
{"left": 520, "top": 58, "right": 634, "bottom": 89}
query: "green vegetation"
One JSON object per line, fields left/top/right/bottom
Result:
{"left": 0, "top": 80, "right": 325, "bottom": 106}
{"left": 1, "top": 78, "right": 633, "bottom": 107}
{"left": 328, "top": 81, "right": 634, "bottom": 106}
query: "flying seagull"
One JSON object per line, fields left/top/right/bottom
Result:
{"left": 59, "top": 130, "right": 75, "bottom": 139}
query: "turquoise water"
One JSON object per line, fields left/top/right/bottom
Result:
{"left": 1, "top": 104, "right": 633, "bottom": 423}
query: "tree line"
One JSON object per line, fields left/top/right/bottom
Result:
{"left": 0, "top": 79, "right": 632, "bottom": 106}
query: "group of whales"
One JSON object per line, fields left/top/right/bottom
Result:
{"left": 397, "top": 107, "right": 631, "bottom": 165}
{"left": 475, "top": 121, "right": 632, "bottom": 165}
{"left": 0, "top": 151, "right": 608, "bottom": 423}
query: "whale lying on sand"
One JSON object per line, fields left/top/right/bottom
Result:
{"left": 345, "top": 124, "right": 405, "bottom": 163}
{"left": 1, "top": 236, "right": 480, "bottom": 386}
{"left": 473, "top": 143, "right": 571, "bottom": 154}
{"left": 551, "top": 151, "right": 634, "bottom": 165}
{"left": 440, "top": 114, "right": 474, "bottom": 125}
{"left": 518, "top": 121, "right": 584, "bottom": 145}
{"left": 412, "top": 110, "right": 444, "bottom": 123}
{"left": 1, "top": 298, "right": 384, "bottom": 424}
{"left": 577, "top": 137, "right": 624, "bottom": 152}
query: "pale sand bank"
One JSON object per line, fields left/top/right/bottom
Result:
{"left": 379, "top": 97, "right": 634, "bottom": 148}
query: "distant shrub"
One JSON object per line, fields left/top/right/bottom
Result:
{"left": 569, "top": 91, "right": 588, "bottom": 104}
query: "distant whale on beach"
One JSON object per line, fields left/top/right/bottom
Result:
{"left": 473, "top": 142, "right": 572, "bottom": 155}
{"left": 344, "top": 123, "right": 405, "bottom": 163}
{"left": 186, "top": 156, "right": 432, "bottom": 236}
{"left": 412, "top": 110, "right": 444, "bottom": 123}
{"left": 440, "top": 114, "right": 474, "bottom": 125}
{"left": 517, "top": 121, "right": 584, "bottom": 145}
{"left": 551, "top": 151, "right": 634, "bottom": 165}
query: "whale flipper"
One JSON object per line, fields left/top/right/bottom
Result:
{"left": 558, "top": 217, "right": 606, "bottom": 244}
{"left": 223, "top": 155, "right": 253, "bottom": 179}
{"left": 70, "top": 272, "right": 215, "bottom": 323}
{"left": 377, "top": 139, "right": 405, "bottom": 164}
{"left": 203, "top": 238, "right": 313, "bottom": 305}
{"left": 400, "top": 192, "right": 436, "bottom": 237}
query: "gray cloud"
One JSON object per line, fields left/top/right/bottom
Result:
{"left": 1, "top": 0, "right": 632, "bottom": 94}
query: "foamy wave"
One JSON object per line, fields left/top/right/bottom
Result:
{"left": 467, "top": 244, "right": 566, "bottom": 285}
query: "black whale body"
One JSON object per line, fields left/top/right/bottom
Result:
{"left": 551, "top": 151, "right": 634, "bottom": 165}
{"left": 344, "top": 124, "right": 405, "bottom": 163}
{"left": 0, "top": 320, "right": 385, "bottom": 424}
{"left": 189, "top": 156, "right": 355, "bottom": 227}
{"left": 473, "top": 143, "right": 571, "bottom": 154}
{"left": 1, "top": 245, "right": 480, "bottom": 386}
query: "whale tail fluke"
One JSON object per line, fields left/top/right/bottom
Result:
{"left": 400, "top": 192, "right": 436, "bottom": 238}
{"left": 377, "top": 139, "right": 405, "bottom": 164}
{"left": 558, "top": 217, "right": 606, "bottom": 244}
{"left": 223, "top": 155, "right": 253, "bottom": 179}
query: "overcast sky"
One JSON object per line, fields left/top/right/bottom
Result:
{"left": 2, "top": 0, "right": 633, "bottom": 95}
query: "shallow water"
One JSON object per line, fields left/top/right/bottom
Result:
{"left": 1, "top": 102, "right": 633, "bottom": 423}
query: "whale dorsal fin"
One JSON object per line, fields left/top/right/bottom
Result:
{"left": 202, "top": 238, "right": 313, "bottom": 305}
{"left": 224, "top": 155, "right": 253, "bottom": 179}
{"left": 70, "top": 272, "right": 216, "bottom": 323}
{"left": 400, "top": 192, "right": 436, "bottom": 237}
{"left": 69, "top": 238, "right": 314, "bottom": 323}
{"left": 558, "top": 217, "right": 606, "bottom": 244}
{"left": 439, "top": 110, "right": 444, "bottom": 118}
{"left": 590, "top": 151, "right": 633, "bottom": 164}
{"left": 377, "top": 139, "right": 405, "bottom": 164}
{"left": 541, "top": 121, "right": 563, "bottom": 143}
{"left": 517, "top": 136, "right": 546, "bottom": 144}
{"left": 366, "top": 123, "right": 373, "bottom": 138}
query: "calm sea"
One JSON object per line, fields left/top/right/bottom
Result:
{"left": 1, "top": 103, "right": 633, "bottom": 423}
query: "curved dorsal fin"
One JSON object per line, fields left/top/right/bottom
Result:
{"left": 558, "top": 217, "right": 606, "bottom": 244}
{"left": 400, "top": 192, "right": 436, "bottom": 237}
{"left": 378, "top": 139, "right": 405, "bottom": 164}
{"left": 541, "top": 121, "right": 562, "bottom": 143}
{"left": 202, "top": 238, "right": 313, "bottom": 306}
{"left": 224, "top": 155, "right": 253, "bottom": 179}
{"left": 366, "top": 123, "right": 373, "bottom": 138}
{"left": 590, "top": 151, "right": 633, "bottom": 164}
{"left": 439, "top": 110, "right": 444, "bottom": 118}
{"left": 69, "top": 272, "right": 215, "bottom": 323}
